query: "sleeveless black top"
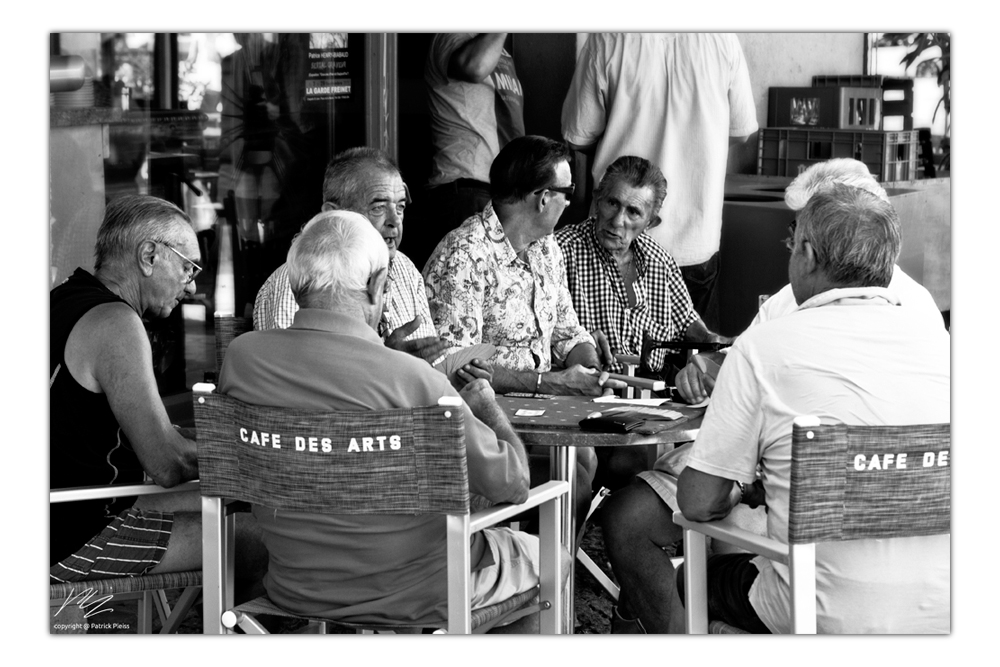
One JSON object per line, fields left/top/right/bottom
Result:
{"left": 50, "top": 268, "right": 146, "bottom": 565}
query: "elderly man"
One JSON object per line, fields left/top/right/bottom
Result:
{"left": 557, "top": 155, "right": 728, "bottom": 377}
{"left": 601, "top": 184, "right": 950, "bottom": 633}
{"left": 562, "top": 33, "right": 757, "bottom": 331}
{"left": 675, "top": 158, "right": 945, "bottom": 404}
{"left": 423, "top": 135, "right": 625, "bottom": 533}
{"left": 219, "top": 211, "right": 541, "bottom": 626}
{"left": 254, "top": 147, "right": 451, "bottom": 365}
{"left": 557, "top": 155, "right": 727, "bottom": 490}
{"left": 50, "top": 195, "right": 265, "bottom": 589}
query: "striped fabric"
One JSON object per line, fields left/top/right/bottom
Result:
{"left": 788, "top": 422, "right": 951, "bottom": 544}
{"left": 214, "top": 315, "right": 252, "bottom": 372}
{"left": 49, "top": 508, "right": 173, "bottom": 583}
{"left": 195, "top": 392, "right": 471, "bottom": 515}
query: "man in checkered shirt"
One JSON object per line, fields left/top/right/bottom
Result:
{"left": 556, "top": 155, "right": 728, "bottom": 379}
{"left": 254, "top": 147, "right": 454, "bottom": 366}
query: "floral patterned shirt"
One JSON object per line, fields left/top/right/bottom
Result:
{"left": 423, "top": 202, "right": 595, "bottom": 372}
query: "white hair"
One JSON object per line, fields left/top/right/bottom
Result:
{"left": 286, "top": 210, "right": 389, "bottom": 305}
{"left": 784, "top": 158, "right": 889, "bottom": 211}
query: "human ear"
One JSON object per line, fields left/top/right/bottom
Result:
{"left": 138, "top": 240, "right": 157, "bottom": 276}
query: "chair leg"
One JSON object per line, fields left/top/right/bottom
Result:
{"left": 158, "top": 586, "right": 201, "bottom": 634}
{"left": 682, "top": 528, "right": 709, "bottom": 634}
{"left": 137, "top": 591, "right": 154, "bottom": 634}
{"left": 538, "top": 494, "right": 563, "bottom": 634}
{"left": 152, "top": 590, "right": 171, "bottom": 627}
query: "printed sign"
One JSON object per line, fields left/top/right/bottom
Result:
{"left": 306, "top": 33, "right": 351, "bottom": 101}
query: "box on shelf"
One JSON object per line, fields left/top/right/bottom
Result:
{"left": 812, "top": 75, "right": 914, "bottom": 131}
{"left": 768, "top": 86, "right": 882, "bottom": 130}
{"left": 757, "top": 128, "right": 919, "bottom": 182}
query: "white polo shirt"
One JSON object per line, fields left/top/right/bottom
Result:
{"left": 686, "top": 287, "right": 950, "bottom": 633}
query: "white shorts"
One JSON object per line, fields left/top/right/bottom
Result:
{"left": 470, "top": 527, "right": 539, "bottom": 609}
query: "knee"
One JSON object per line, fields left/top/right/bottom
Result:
{"left": 600, "top": 481, "right": 670, "bottom": 551}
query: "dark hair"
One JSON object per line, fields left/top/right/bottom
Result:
{"left": 798, "top": 183, "right": 901, "bottom": 288}
{"left": 322, "top": 146, "right": 401, "bottom": 209}
{"left": 489, "top": 135, "right": 571, "bottom": 205}
{"left": 594, "top": 156, "right": 668, "bottom": 222}
{"left": 94, "top": 195, "right": 191, "bottom": 270}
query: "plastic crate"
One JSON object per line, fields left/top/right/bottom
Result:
{"left": 757, "top": 128, "right": 919, "bottom": 182}
{"left": 813, "top": 75, "right": 914, "bottom": 130}
{"left": 768, "top": 86, "right": 881, "bottom": 130}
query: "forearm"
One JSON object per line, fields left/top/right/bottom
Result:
{"left": 449, "top": 33, "right": 507, "bottom": 82}
{"left": 684, "top": 319, "right": 728, "bottom": 344}
{"left": 140, "top": 429, "right": 199, "bottom": 487}
{"left": 565, "top": 342, "right": 601, "bottom": 370}
{"left": 472, "top": 402, "right": 529, "bottom": 472}
{"left": 492, "top": 365, "right": 543, "bottom": 394}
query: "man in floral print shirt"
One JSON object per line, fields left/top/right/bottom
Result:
{"left": 423, "top": 135, "right": 626, "bottom": 533}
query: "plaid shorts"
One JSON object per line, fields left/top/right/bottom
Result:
{"left": 50, "top": 507, "right": 174, "bottom": 583}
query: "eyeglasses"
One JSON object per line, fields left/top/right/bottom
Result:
{"left": 534, "top": 183, "right": 576, "bottom": 198}
{"left": 156, "top": 241, "right": 203, "bottom": 284}
{"left": 783, "top": 219, "right": 797, "bottom": 251}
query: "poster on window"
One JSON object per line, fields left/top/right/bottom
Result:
{"left": 305, "top": 32, "right": 351, "bottom": 101}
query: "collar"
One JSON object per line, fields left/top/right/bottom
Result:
{"left": 797, "top": 286, "right": 901, "bottom": 311}
{"left": 289, "top": 308, "right": 383, "bottom": 343}
{"left": 480, "top": 201, "right": 531, "bottom": 267}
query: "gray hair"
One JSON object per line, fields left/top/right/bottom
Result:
{"left": 784, "top": 158, "right": 889, "bottom": 211}
{"left": 797, "top": 183, "right": 900, "bottom": 288}
{"left": 286, "top": 210, "right": 389, "bottom": 305}
{"left": 594, "top": 155, "right": 668, "bottom": 224}
{"left": 94, "top": 195, "right": 191, "bottom": 270}
{"left": 322, "top": 146, "right": 401, "bottom": 210}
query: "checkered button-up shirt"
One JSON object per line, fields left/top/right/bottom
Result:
{"left": 556, "top": 218, "right": 698, "bottom": 373}
{"left": 253, "top": 252, "right": 437, "bottom": 340}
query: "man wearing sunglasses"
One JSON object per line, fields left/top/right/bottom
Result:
{"left": 50, "top": 195, "right": 267, "bottom": 593}
{"left": 423, "top": 135, "right": 627, "bottom": 534}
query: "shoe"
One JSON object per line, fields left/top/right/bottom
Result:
{"left": 610, "top": 606, "right": 646, "bottom": 634}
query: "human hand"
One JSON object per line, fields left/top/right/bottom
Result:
{"left": 454, "top": 358, "right": 493, "bottom": 390}
{"left": 459, "top": 378, "right": 500, "bottom": 421}
{"left": 551, "top": 364, "right": 628, "bottom": 396}
{"left": 385, "top": 316, "right": 451, "bottom": 364}
{"left": 591, "top": 330, "right": 615, "bottom": 369}
{"left": 675, "top": 356, "right": 716, "bottom": 404}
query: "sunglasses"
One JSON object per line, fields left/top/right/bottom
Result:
{"left": 534, "top": 183, "right": 576, "bottom": 198}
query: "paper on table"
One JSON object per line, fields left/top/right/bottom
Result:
{"left": 592, "top": 396, "right": 668, "bottom": 406}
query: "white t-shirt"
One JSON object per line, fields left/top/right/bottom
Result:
{"left": 561, "top": 33, "right": 758, "bottom": 266}
{"left": 686, "top": 287, "right": 950, "bottom": 633}
{"left": 752, "top": 265, "right": 944, "bottom": 330}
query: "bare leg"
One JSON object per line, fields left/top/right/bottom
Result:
{"left": 600, "top": 479, "right": 682, "bottom": 633}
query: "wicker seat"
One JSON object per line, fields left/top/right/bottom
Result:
{"left": 674, "top": 416, "right": 951, "bottom": 634}
{"left": 193, "top": 383, "right": 569, "bottom": 634}
{"left": 49, "top": 481, "right": 203, "bottom": 634}
{"left": 213, "top": 314, "right": 252, "bottom": 373}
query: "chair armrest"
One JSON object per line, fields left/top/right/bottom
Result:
{"left": 605, "top": 373, "right": 666, "bottom": 392}
{"left": 50, "top": 480, "right": 201, "bottom": 504}
{"left": 469, "top": 480, "right": 570, "bottom": 533}
{"left": 672, "top": 510, "right": 788, "bottom": 564}
{"left": 615, "top": 354, "right": 640, "bottom": 368}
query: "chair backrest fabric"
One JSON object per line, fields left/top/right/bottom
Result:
{"left": 788, "top": 422, "right": 950, "bottom": 544}
{"left": 194, "top": 391, "right": 471, "bottom": 515}
{"left": 214, "top": 315, "right": 252, "bottom": 372}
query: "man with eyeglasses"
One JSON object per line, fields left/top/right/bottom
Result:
{"left": 254, "top": 147, "right": 456, "bottom": 368}
{"left": 423, "top": 135, "right": 627, "bottom": 535}
{"left": 50, "top": 195, "right": 267, "bottom": 592}
{"left": 672, "top": 158, "right": 944, "bottom": 405}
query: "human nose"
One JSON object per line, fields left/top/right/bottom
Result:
{"left": 183, "top": 279, "right": 197, "bottom": 296}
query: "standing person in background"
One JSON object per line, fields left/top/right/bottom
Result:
{"left": 423, "top": 33, "right": 525, "bottom": 238}
{"left": 562, "top": 33, "right": 757, "bottom": 332}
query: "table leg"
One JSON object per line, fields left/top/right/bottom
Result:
{"left": 550, "top": 447, "right": 576, "bottom": 634}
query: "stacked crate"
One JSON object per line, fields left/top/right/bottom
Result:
{"left": 758, "top": 75, "right": 918, "bottom": 182}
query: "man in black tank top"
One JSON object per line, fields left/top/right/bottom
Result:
{"left": 50, "top": 195, "right": 266, "bottom": 593}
